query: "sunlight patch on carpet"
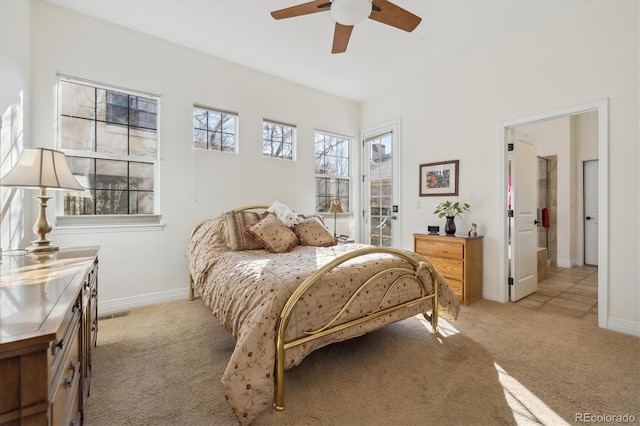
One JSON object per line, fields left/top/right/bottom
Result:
{"left": 494, "top": 362, "right": 569, "bottom": 425}
{"left": 415, "top": 314, "right": 459, "bottom": 338}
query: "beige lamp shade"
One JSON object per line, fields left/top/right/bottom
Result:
{"left": 329, "top": 199, "right": 344, "bottom": 214}
{"left": 1, "top": 148, "right": 84, "bottom": 191}
{"left": 1, "top": 148, "right": 83, "bottom": 253}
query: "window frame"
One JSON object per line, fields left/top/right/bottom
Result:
{"left": 193, "top": 105, "right": 239, "bottom": 153}
{"left": 262, "top": 119, "right": 296, "bottom": 161}
{"left": 314, "top": 130, "right": 352, "bottom": 214}
{"left": 55, "top": 75, "right": 162, "bottom": 231}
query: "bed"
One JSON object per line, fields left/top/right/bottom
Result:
{"left": 187, "top": 206, "right": 460, "bottom": 424}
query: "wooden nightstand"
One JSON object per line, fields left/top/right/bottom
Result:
{"left": 413, "top": 234, "right": 483, "bottom": 305}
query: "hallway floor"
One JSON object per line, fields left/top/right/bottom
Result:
{"left": 514, "top": 264, "right": 598, "bottom": 324}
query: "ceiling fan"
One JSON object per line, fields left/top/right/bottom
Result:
{"left": 271, "top": 0, "right": 422, "bottom": 54}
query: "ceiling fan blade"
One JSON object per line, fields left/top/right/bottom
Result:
{"left": 369, "top": 0, "right": 422, "bottom": 32}
{"left": 271, "top": 0, "right": 331, "bottom": 20}
{"left": 332, "top": 23, "right": 354, "bottom": 54}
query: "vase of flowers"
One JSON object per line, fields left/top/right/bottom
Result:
{"left": 434, "top": 201, "right": 471, "bottom": 235}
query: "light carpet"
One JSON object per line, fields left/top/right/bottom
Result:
{"left": 84, "top": 298, "right": 639, "bottom": 425}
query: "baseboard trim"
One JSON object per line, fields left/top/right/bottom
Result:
{"left": 556, "top": 259, "right": 572, "bottom": 268}
{"left": 98, "top": 288, "right": 188, "bottom": 314}
{"left": 607, "top": 317, "right": 640, "bottom": 337}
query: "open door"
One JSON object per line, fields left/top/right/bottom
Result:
{"left": 362, "top": 121, "right": 401, "bottom": 248}
{"left": 584, "top": 160, "right": 599, "bottom": 265}
{"left": 509, "top": 129, "right": 538, "bottom": 301}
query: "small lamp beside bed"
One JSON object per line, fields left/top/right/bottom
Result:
{"left": 328, "top": 199, "right": 343, "bottom": 238}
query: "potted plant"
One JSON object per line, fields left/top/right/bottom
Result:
{"left": 433, "top": 201, "right": 471, "bottom": 235}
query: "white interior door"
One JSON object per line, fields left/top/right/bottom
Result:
{"left": 509, "top": 129, "right": 538, "bottom": 301}
{"left": 584, "top": 160, "right": 599, "bottom": 265}
{"left": 362, "top": 123, "right": 400, "bottom": 248}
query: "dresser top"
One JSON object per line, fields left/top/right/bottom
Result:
{"left": 0, "top": 246, "right": 99, "bottom": 345}
{"left": 414, "top": 233, "right": 484, "bottom": 241}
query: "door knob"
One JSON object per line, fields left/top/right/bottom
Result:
{"left": 586, "top": 216, "right": 591, "bottom": 220}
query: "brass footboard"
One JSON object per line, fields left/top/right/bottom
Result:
{"left": 273, "top": 246, "right": 440, "bottom": 411}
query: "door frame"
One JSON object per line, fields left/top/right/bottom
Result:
{"left": 497, "top": 99, "right": 608, "bottom": 329}
{"left": 361, "top": 119, "right": 402, "bottom": 247}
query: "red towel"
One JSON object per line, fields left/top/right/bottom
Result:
{"left": 541, "top": 207, "right": 550, "bottom": 229}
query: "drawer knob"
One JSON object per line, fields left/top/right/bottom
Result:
{"left": 52, "top": 338, "right": 64, "bottom": 355}
{"left": 64, "top": 361, "right": 79, "bottom": 387}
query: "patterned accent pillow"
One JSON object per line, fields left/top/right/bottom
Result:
{"left": 224, "top": 211, "right": 263, "bottom": 251}
{"left": 244, "top": 213, "right": 299, "bottom": 253}
{"left": 298, "top": 213, "right": 327, "bottom": 226}
{"left": 295, "top": 216, "right": 337, "bottom": 247}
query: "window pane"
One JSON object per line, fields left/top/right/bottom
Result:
{"left": 96, "top": 121, "right": 128, "bottom": 156}
{"left": 129, "top": 128, "right": 157, "bottom": 158}
{"left": 194, "top": 129, "right": 207, "bottom": 149}
{"left": 104, "top": 90, "right": 128, "bottom": 125}
{"left": 210, "top": 132, "right": 222, "bottom": 150}
{"left": 60, "top": 81, "right": 96, "bottom": 119}
{"left": 221, "top": 134, "right": 235, "bottom": 151}
{"left": 208, "top": 113, "right": 222, "bottom": 131}
{"left": 221, "top": 115, "right": 235, "bottom": 134}
{"left": 65, "top": 157, "right": 95, "bottom": 215}
{"left": 60, "top": 116, "right": 95, "bottom": 151}
{"left": 193, "top": 106, "right": 237, "bottom": 152}
{"left": 263, "top": 122, "right": 295, "bottom": 159}
{"left": 130, "top": 191, "right": 154, "bottom": 214}
{"left": 314, "top": 133, "right": 350, "bottom": 212}
{"left": 194, "top": 108, "right": 207, "bottom": 129}
{"left": 59, "top": 78, "right": 158, "bottom": 217}
{"left": 130, "top": 162, "right": 154, "bottom": 191}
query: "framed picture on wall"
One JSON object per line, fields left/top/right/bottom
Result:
{"left": 419, "top": 160, "right": 459, "bottom": 196}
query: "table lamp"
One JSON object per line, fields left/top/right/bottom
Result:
{"left": 1, "top": 148, "right": 84, "bottom": 252}
{"left": 328, "top": 199, "right": 343, "bottom": 238}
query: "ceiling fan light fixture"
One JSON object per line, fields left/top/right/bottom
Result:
{"left": 331, "top": 0, "right": 372, "bottom": 26}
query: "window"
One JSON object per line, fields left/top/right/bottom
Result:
{"left": 193, "top": 106, "right": 237, "bottom": 152}
{"left": 263, "top": 120, "right": 295, "bottom": 160}
{"left": 314, "top": 131, "right": 350, "bottom": 213}
{"left": 58, "top": 77, "right": 159, "bottom": 216}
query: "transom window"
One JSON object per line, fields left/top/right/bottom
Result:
{"left": 314, "top": 131, "right": 350, "bottom": 213}
{"left": 193, "top": 106, "right": 238, "bottom": 152}
{"left": 263, "top": 120, "right": 295, "bottom": 160}
{"left": 58, "top": 77, "right": 159, "bottom": 216}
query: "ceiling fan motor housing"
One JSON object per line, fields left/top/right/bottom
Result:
{"left": 331, "top": 0, "right": 372, "bottom": 25}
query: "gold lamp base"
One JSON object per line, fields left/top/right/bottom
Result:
{"left": 27, "top": 239, "right": 59, "bottom": 253}
{"left": 27, "top": 190, "right": 59, "bottom": 253}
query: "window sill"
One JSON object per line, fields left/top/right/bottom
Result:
{"left": 53, "top": 215, "right": 165, "bottom": 234}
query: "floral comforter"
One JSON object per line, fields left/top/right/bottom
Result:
{"left": 187, "top": 216, "right": 460, "bottom": 424}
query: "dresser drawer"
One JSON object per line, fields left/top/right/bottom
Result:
{"left": 415, "top": 240, "right": 463, "bottom": 259}
{"left": 427, "top": 257, "right": 463, "bottom": 281}
{"left": 50, "top": 322, "right": 82, "bottom": 426}
{"left": 50, "top": 298, "right": 82, "bottom": 383}
{"left": 443, "top": 278, "right": 463, "bottom": 299}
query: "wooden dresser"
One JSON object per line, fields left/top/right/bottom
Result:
{"left": 413, "top": 234, "right": 483, "bottom": 305}
{"left": 0, "top": 247, "right": 99, "bottom": 426}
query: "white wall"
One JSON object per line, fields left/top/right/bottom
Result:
{"left": 0, "top": 0, "right": 31, "bottom": 251}
{"left": 21, "top": 1, "right": 360, "bottom": 307}
{"left": 361, "top": 1, "right": 639, "bottom": 331}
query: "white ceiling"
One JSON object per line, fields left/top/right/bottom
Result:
{"left": 45, "top": 0, "right": 588, "bottom": 102}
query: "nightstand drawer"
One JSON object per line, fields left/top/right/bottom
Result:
{"left": 415, "top": 240, "right": 463, "bottom": 259}
{"left": 443, "top": 278, "right": 463, "bottom": 299}
{"left": 427, "top": 257, "right": 463, "bottom": 281}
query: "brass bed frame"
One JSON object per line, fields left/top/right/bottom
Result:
{"left": 188, "top": 205, "right": 441, "bottom": 411}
